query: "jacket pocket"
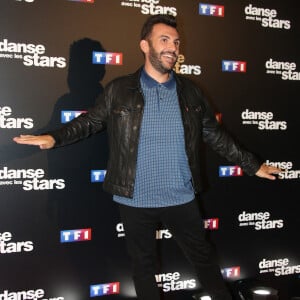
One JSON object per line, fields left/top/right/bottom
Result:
{"left": 112, "top": 105, "right": 132, "bottom": 117}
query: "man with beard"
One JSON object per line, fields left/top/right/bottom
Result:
{"left": 14, "top": 14, "right": 281, "bottom": 300}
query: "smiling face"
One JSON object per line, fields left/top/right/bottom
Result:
{"left": 140, "top": 23, "right": 180, "bottom": 80}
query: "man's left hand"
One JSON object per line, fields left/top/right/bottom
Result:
{"left": 255, "top": 163, "right": 282, "bottom": 180}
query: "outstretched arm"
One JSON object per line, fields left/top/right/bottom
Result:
{"left": 255, "top": 163, "right": 282, "bottom": 180}
{"left": 13, "top": 134, "right": 55, "bottom": 150}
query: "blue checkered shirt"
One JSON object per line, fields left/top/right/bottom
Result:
{"left": 113, "top": 69, "right": 194, "bottom": 207}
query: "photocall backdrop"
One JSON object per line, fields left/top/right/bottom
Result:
{"left": 0, "top": 0, "right": 299, "bottom": 299}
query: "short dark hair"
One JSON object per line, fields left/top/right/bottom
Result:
{"left": 140, "top": 14, "right": 177, "bottom": 40}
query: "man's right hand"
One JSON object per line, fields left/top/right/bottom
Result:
{"left": 13, "top": 135, "right": 55, "bottom": 149}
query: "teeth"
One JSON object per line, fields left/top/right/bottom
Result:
{"left": 163, "top": 55, "right": 174, "bottom": 59}
{"left": 162, "top": 53, "right": 175, "bottom": 57}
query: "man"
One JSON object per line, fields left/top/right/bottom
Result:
{"left": 14, "top": 14, "right": 281, "bottom": 300}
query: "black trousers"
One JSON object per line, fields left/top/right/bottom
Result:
{"left": 118, "top": 199, "right": 232, "bottom": 300}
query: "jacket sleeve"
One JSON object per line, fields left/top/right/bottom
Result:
{"left": 201, "top": 96, "right": 262, "bottom": 176}
{"left": 47, "top": 89, "right": 109, "bottom": 148}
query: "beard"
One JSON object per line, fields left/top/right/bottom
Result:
{"left": 148, "top": 42, "right": 177, "bottom": 74}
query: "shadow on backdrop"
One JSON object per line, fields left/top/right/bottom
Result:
{"left": 45, "top": 37, "right": 109, "bottom": 227}
{"left": 44, "top": 38, "right": 120, "bottom": 297}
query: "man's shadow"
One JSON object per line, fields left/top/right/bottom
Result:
{"left": 44, "top": 38, "right": 116, "bottom": 292}
{"left": 45, "top": 37, "right": 109, "bottom": 228}
{"left": 0, "top": 38, "right": 114, "bottom": 295}
{"left": 1, "top": 37, "right": 109, "bottom": 229}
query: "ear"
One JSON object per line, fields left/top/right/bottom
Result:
{"left": 140, "top": 39, "right": 149, "bottom": 54}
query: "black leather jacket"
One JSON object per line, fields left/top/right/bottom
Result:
{"left": 50, "top": 67, "right": 261, "bottom": 198}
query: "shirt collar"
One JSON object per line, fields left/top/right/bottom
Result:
{"left": 141, "top": 67, "right": 175, "bottom": 89}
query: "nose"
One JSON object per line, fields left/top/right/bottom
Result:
{"left": 167, "top": 41, "right": 179, "bottom": 52}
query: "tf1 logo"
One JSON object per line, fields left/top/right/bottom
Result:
{"left": 60, "top": 228, "right": 91, "bottom": 243}
{"left": 222, "top": 266, "right": 240, "bottom": 278}
{"left": 222, "top": 266, "right": 241, "bottom": 278}
{"left": 61, "top": 110, "right": 86, "bottom": 123}
{"left": 222, "top": 60, "right": 247, "bottom": 72}
{"left": 204, "top": 218, "right": 219, "bottom": 230}
{"left": 199, "top": 3, "right": 224, "bottom": 17}
{"left": 90, "top": 282, "right": 120, "bottom": 297}
{"left": 91, "top": 170, "right": 107, "bottom": 182}
{"left": 93, "top": 52, "right": 123, "bottom": 65}
{"left": 219, "top": 166, "right": 243, "bottom": 177}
